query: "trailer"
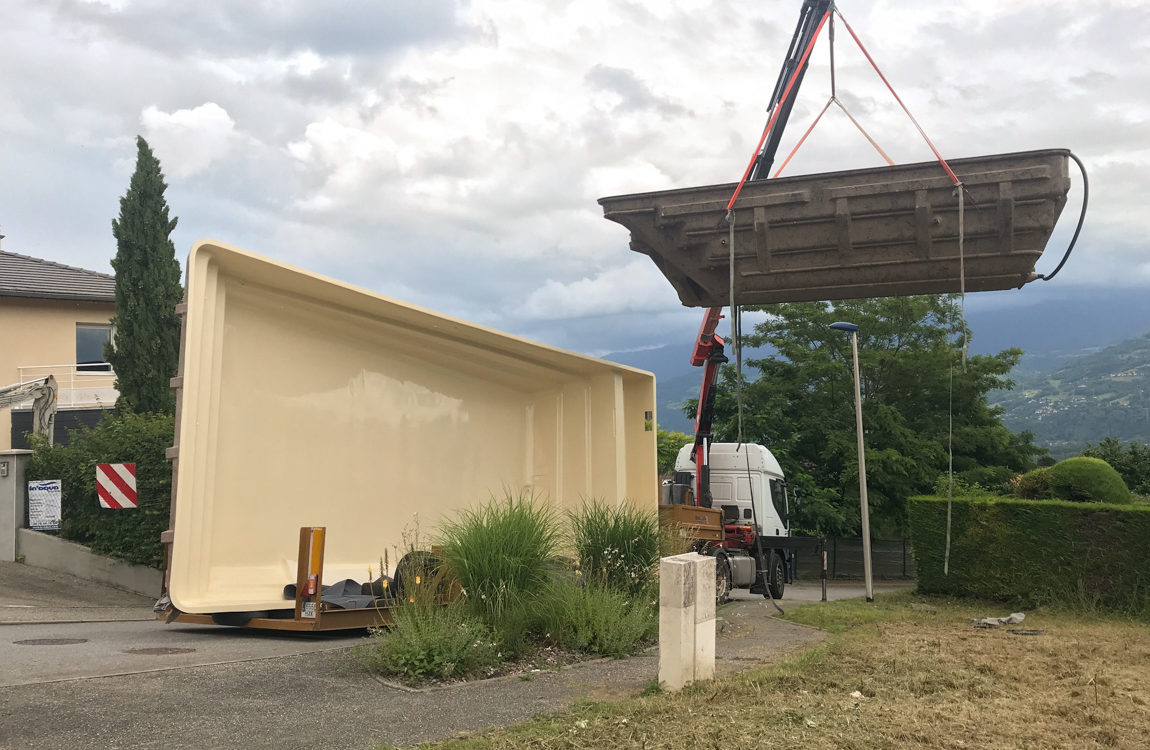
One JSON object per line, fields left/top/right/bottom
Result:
{"left": 157, "top": 240, "right": 657, "bottom": 630}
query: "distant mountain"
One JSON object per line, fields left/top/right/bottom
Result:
{"left": 605, "top": 341, "right": 772, "bottom": 434}
{"left": 602, "top": 286, "right": 1150, "bottom": 438}
{"left": 964, "top": 286, "right": 1150, "bottom": 373}
{"left": 990, "top": 332, "right": 1150, "bottom": 458}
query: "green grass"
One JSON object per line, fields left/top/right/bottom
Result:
{"left": 356, "top": 601, "right": 499, "bottom": 681}
{"left": 569, "top": 502, "right": 660, "bottom": 593}
{"left": 779, "top": 591, "right": 924, "bottom": 633}
{"left": 534, "top": 581, "right": 657, "bottom": 657}
{"left": 378, "top": 593, "right": 1150, "bottom": 749}
{"left": 437, "top": 492, "right": 561, "bottom": 652}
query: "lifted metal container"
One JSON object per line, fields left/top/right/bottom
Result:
{"left": 599, "top": 149, "right": 1072, "bottom": 306}
{"left": 160, "top": 241, "right": 657, "bottom": 630}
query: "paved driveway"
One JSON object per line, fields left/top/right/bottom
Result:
{"left": 1, "top": 562, "right": 912, "bottom": 749}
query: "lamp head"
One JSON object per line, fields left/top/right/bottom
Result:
{"left": 829, "top": 321, "right": 859, "bottom": 333}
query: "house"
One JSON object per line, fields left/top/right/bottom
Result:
{"left": 0, "top": 241, "right": 118, "bottom": 450}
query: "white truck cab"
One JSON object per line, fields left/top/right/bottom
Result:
{"left": 661, "top": 442, "right": 797, "bottom": 602}
{"left": 668, "top": 442, "right": 790, "bottom": 536}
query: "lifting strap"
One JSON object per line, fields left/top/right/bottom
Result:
{"left": 722, "top": 6, "right": 978, "bottom": 573}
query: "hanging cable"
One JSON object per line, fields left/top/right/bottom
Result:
{"left": 828, "top": 9, "right": 836, "bottom": 99}
{"left": 957, "top": 184, "right": 967, "bottom": 370}
{"left": 728, "top": 210, "right": 744, "bottom": 444}
{"left": 944, "top": 361, "right": 953, "bottom": 576}
{"left": 1037, "top": 151, "right": 1089, "bottom": 282}
{"left": 745, "top": 445, "right": 784, "bottom": 614}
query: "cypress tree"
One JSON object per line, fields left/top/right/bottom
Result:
{"left": 106, "top": 136, "right": 182, "bottom": 414}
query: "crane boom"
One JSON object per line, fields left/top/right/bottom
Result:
{"left": 688, "top": 0, "right": 830, "bottom": 507}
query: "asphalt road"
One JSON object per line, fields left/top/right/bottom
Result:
{"left": 2, "top": 619, "right": 360, "bottom": 687}
{"left": 0, "top": 562, "right": 913, "bottom": 750}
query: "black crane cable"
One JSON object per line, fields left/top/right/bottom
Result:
{"left": 1037, "top": 151, "right": 1089, "bottom": 282}
{"left": 740, "top": 444, "right": 784, "bottom": 615}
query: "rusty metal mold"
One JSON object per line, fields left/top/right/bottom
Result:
{"left": 599, "top": 149, "right": 1072, "bottom": 306}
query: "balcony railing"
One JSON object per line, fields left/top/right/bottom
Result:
{"left": 15, "top": 364, "right": 118, "bottom": 409}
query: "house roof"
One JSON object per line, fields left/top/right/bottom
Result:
{"left": 0, "top": 250, "right": 116, "bottom": 303}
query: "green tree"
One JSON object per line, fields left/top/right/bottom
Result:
{"left": 657, "top": 428, "right": 693, "bottom": 476}
{"left": 1082, "top": 437, "right": 1150, "bottom": 495}
{"left": 698, "top": 296, "right": 1042, "bottom": 537}
{"left": 106, "top": 136, "right": 183, "bottom": 414}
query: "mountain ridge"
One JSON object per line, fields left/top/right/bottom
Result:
{"left": 602, "top": 286, "right": 1150, "bottom": 438}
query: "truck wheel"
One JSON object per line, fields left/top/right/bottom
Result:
{"left": 765, "top": 552, "right": 785, "bottom": 600}
{"left": 715, "top": 556, "right": 732, "bottom": 605}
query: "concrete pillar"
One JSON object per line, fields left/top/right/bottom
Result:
{"left": 0, "top": 450, "right": 32, "bottom": 562}
{"left": 658, "top": 552, "right": 716, "bottom": 690}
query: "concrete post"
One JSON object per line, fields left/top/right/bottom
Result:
{"left": 659, "top": 552, "right": 716, "bottom": 690}
{"left": 0, "top": 450, "right": 33, "bottom": 562}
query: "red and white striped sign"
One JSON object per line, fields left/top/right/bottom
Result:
{"left": 96, "top": 463, "right": 137, "bottom": 509}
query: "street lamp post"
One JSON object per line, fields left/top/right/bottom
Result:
{"left": 829, "top": 321, "right": 874, "bottom": 603}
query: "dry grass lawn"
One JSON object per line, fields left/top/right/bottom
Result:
{"left": 395, "top": 594, "right": 1150, "bottom": 750}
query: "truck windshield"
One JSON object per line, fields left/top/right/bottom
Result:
{"left": 769, "top": 478, "right": 788, "bottom": 528}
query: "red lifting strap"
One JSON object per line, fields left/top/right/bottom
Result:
{"left": 726, "top": 8, "right": 832, "bottom": 212}
{"left": 835, "top": 9, "right": 961, "bottom": 187}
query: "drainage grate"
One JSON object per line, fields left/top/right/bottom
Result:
{"left": 124, "top": 647, "right": 196, "bottom": 656}
{"left": 1007, "top": 629, "right": 1045, "bottom": 636}
{"left": 14, "top": 638, "right": 88, "bottom": 646}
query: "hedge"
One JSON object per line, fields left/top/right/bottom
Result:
{"left": 1046, "top": 456, "right": 1131, "bottom": 504}
{"left": 909, "top": 494, "right": 1150, "bottom": 616}
{"left": 26, "top": 412, "right": 174, "bottom": 567}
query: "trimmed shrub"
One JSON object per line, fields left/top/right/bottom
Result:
{"left": 25, "top": 412, "right": 174, "bottom": 567}
{"left": 535, "top": 581, "right": 657, "bottom": 657}
{"left": 570, "top": 501, "right": 660, "bottom": 592}
{"left": 357, "top": 601, "right": 499, "bottom": 680}
{"left": 1047, "top": 457, "right": 1131, "bottom": 504}
{"left": 1015, "top": 467, "right": 1051, "bottom": 499}
{"left": 909, "top": 495, "right": 1150, "bottom": 616}
{"left": 437, "top": 493, "right": 560, "bottom": 653}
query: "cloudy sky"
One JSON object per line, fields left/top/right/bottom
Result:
{"left": 1, "top": 0, "right": 1143, "bottom": 356}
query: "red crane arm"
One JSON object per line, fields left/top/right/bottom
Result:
{"left": 691, "top": 306, "right": 727, "bottom": 507}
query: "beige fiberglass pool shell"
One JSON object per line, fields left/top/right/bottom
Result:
{"left": 167, "top": 241, "right": 656, "bottom": 615}
{"left": 599, "top": 149, "right": 1073, "bottom": 306}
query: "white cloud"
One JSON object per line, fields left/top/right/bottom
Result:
{"left": 518, "top": 258, "right": 680, "bottom": 321}
{"left": 141, "top": 102, "right": 236, "bottom": 178}
{"left": 0, "top": 0, "right": 1146, "bottom": 357}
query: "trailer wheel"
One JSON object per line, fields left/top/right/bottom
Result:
{"left": 210, "top": 611, "right": 263, "bottom": 626}
{"left": 765, "top": 553, "right": 785, "bottom": 600}
{"left": 715, "top": 556, "right": 732, "bottom": 605}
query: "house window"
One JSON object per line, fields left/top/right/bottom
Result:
{"left": 76, "top": 324, "right": 112, "bottom": 372}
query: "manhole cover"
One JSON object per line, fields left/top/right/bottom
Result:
{"left": 124, "top": 647, "right": 196, "bottom": 656}
{"left": 13, "top": 638, "right": 88, "bottom": 646}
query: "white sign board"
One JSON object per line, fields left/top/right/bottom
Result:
{"left": 27, "top": 479, "right": 62, "bottom": 531}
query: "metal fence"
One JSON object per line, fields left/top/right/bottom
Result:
{"left": 16, "top": 363, "right": 118, "bottom": 408}
{"left": 792, "top": 537, "right": 915, "bottom": 580}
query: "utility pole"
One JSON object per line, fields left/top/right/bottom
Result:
{"left": 829, "top": 321, "right": 874, "bottom": 602}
